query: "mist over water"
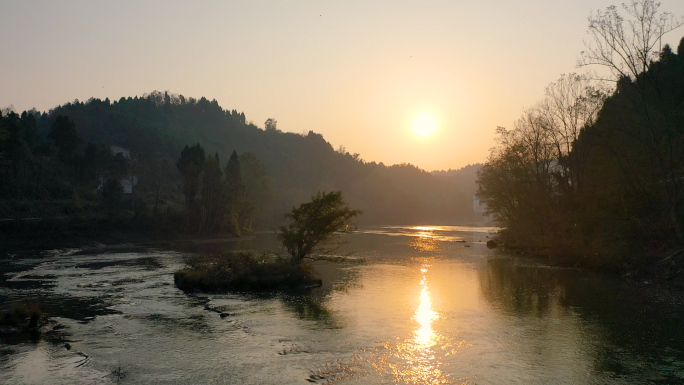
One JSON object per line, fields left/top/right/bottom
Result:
{"left": 1, "top": 226, "right": 683, "bottom": 384}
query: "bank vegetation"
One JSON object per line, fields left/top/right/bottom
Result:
{"left": 478, "top": 1, "right": 684, "bottom": 282}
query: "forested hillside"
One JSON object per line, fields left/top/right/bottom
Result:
{"left": 432, "top": 164, "right": 482, "bottom": 202}
{"left": 477, "top": 31, "right": 684, "bottom": 273}
{"left": 0, "top": 91, "right": 482, "bottom": 240}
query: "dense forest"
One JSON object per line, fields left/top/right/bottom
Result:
{"left": 0, "top": 91, "right": 482, "bottom": 248}
{"left": 477, "top": 1, "right": 684, "bottom": 275}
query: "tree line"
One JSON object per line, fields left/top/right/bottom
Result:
{"left": 0, "top": 106, "right": 270, "bottom": 245}
{"left": 0, "top": 110, "right": 134, "bottom": 218}
{"left": 2, "top": 90, "right": 481, "bottom": 233}
{"left": 175, "top": 143, "right": 269, "bottom": 236}
{"left": 477, "top": 0, "right": 684, "bottom": 272}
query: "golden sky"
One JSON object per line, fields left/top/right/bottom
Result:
{"left": 2, "top": 0, "right": 684, "bottom": 170}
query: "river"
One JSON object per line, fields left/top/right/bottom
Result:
{"left": 1, "top": 225, "right": 683, "bottom": 384}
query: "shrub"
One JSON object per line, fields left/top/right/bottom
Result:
{"left": 174, "top": 252, "right": 319, "bottom": 292}
{"left": 0, "top": 303, "right": 44, "bottom": 329}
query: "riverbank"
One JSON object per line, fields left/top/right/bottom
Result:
{"left": 0, "top": 216, "right": 257, "bottom": 257}
{"left": 493, "top": 229, "right": 684, "bottom": 290}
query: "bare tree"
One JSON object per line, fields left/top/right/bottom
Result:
{"left": 536, "top": 74, "right": 607, "bottom": 191}
{"left": 578, "top": 0, "right": 683, "bottom": 83}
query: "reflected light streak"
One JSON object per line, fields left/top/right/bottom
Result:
{"left": 412, "top": 226, "right": 442, "bottom": 232}
{"left": 414, "top": 285, "right": 438, "bottom": 348}
{"left": 408, "top": 226, "right": 444, "bottom": 253}
{"left": 410, "top": 234, "right": 439, "bottom": 252}
{"left": 394, "top": 265, "right": 448, "bottom": 384}
{"left": 355, "top": 265, "right": 456, "bottom": 383}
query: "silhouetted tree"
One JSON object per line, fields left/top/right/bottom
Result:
{"left": 239, "top": 152, "right": 271, "bottom": 230}
{"left": 176, "top": 143, "right": 205, "bottom": 207}
{"left": 135, "top": 154, "right": 174, "bottom": 217}
{"left": 579, "top": 0, "right": 683, "bottom": 83}
{"left": 279, "top": 191, "right": 361, "bottom": 264}
{"left": 579, "top": 0, "right": 684, "bottom": 241}
{"left": 264, "top": 118, "right": 278, "bottom": 131}
{"left": 199, "top": 153, "right": 225, "bottom": 234}
{"left": 100, "top": 179, "right": 124, "bottom": 216}
{"left": 225, "top": 150, "right": 244, "bottom": 235}
{"left": 48, "top": 115, "right": 80, "bottom": 163}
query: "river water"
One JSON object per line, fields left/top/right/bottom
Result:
{"left": 1, "top": 225, "right": 684, "bottom": 384}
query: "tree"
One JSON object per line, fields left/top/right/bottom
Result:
{"left": 130, "top": 153, "right": 173, "bottom": 217}
{"left": 100, "top": 179, "right": 124, "bottom": 217}
{"left": 239, "top": 152, "right": 271, "bottom": 230}
{"left": 476, "top": 75, "right": 606, "bottom": 250}
{"left": 578, "top": 0, "right": 684, "bottom": 241}
{"left": 176, "top": 143, "right": 205, "bottom": 206}
{"left": 264, "top": 118, "right": 278, "bottom": 132}
{"left": 264, "top": 118, "right": 278, "bottom": 131}
{"left": 573, "top": 47, "right": 684, "bottom": 246}
{"left": 225, "top": 150, "right": 245, "bottom": 235}
{"left": 48, "top": 115, "right": 80, "bottom": 163}
{"left": 0, "top": 112, "right": 9, "bottom": 163}
{"left": 579, "top": 0, "right": 683, "bottom": 83}
{"left": 536, "top": 74, "right": 606, "bottom": 193}
{"left": 199, "top": 153, "right": 225, "bottom": 234}
{"left": 279, "top": 191, "right": 362, "bottom": 264}
{"left": 476, "top": 122, "right": 557, "bottom": 243}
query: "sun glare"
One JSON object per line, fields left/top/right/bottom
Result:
{"left": 412, "top": 113, "right": 437, "bottom": 137}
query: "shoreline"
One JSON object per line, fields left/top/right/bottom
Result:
{"left": 492, "top": 231, "right": 684, "bottom": 291}
{"left": 0, "top": 222, "right": 257, "bottom": 257}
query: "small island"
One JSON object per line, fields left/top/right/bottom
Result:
{"left": 174, "top": 191, "right": 361, "bottom": 292}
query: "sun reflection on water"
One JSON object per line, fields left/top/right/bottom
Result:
{"left": 310, "top": 261, "right": 473, "bottom": 384}
{"left": 410, "top": 234, "right": 439, "bottom": 252}
{"left": 415, "top": 279, "right": 438, "bottom": 348}
{"left": 385, "top": 264, "right": 452, "bottom": 384}
{"left": 413, "top": 226, "right": 440, "bottom": 231}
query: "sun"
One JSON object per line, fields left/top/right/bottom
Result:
{"left": 412, "top": 113, "right": 437, "bottom": 137}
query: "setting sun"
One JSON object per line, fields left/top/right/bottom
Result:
{"left": 412, "top": 113, "right": 437, "bottom": 137}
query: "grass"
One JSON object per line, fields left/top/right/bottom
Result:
{"left": 174, "top": 252, "right": 321, "bottom": 292}
{"left": 0, "top": 303, "right": 44, "bottom": 330}
{"left": 110, "top": 360, "right": 129, "bottom": 383}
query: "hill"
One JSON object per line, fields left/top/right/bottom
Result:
{"left": 1, "top": 92, "right": 482, "bottom": 229}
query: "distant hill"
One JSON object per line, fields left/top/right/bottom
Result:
{"left": 29, "top": 92, "right": 480, "bottom": 226}
{"left": 432, "top": 164, "right": 482, "bottom": 197}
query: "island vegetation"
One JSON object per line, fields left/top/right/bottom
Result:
{"left": 0, "top": 303, "right": 45, "bottom": 335}
{"left": 174, "top": 191, "right": 360, "bottom": 292}
{"left": 279, "top": 191, "right": 362, "bottom": 263}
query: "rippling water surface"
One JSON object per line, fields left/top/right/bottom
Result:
{"left": 1, "top": 226, "right": 684, "bottom": 384}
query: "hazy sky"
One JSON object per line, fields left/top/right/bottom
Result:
{"left": 2, "top": 0, "right": 684, "bottom": 171}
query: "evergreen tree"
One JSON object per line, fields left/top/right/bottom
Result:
{"left": 176, "top": 143, "right": 205, "bottom": 206}
{"left": 199, "top": 153, "right": 224, "bottom": 234}
{"left": 225, "top": 150, "right": 245, "bottom": 235}
{"left": 49, "top": 115, "right": 80, "bottom": 163}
